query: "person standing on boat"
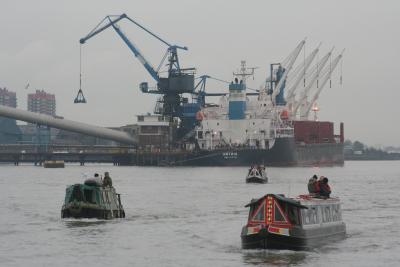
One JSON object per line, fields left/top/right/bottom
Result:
{"left": 319, "top": 177, "right": 331, "bottom": 198}
{"left": 103, "top": 172, "right": 113, "bottom": 187}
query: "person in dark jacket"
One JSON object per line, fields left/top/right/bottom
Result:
{"left": 319, "top": 177, "right": 331, "bottom": 198}
{"left": 103, "top": 172, "right": 113, "bottom": 187}
{"left": 308, "top": 175, "right": 318, "bottom": 194}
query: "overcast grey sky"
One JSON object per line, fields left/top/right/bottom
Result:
{"left": 1, "top": 0, "right": 399, "bottom": 146}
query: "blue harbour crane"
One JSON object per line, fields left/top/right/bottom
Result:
{"left": 77, "top": 14, "right": 244, "bottom": 137}
{"left": 78, "top": 13, "right": 199, "bottom": 136}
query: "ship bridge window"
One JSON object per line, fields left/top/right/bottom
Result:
{"left": 252, "top": 202, "right": 265, "bottom": 222}
{"left": 141, "top": 126, "right": 159, "bottom": 134}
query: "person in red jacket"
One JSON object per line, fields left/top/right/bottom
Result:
{"left": 319, "top": 177, "right": 331, "bottom": 198}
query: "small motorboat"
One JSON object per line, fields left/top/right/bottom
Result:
{"left": 241, "top": 194, "right": 346, "bottom": 250}
{"left": 61, "top": 178, "right": 125, "bottom": 219}
{"left": 246, "top": 166, "right": 268, "bottom": 183}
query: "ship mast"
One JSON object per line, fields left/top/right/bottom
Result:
{"left": 233, "top": 60, "right": 257, "bottom": 86}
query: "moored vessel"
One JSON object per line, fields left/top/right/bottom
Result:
{"left": 182, "top": 46, "right": 345, "bottom": 167}
{"left": 61, "top": 177, "right": 125, "bottom": 219}
{"left": 241, "top": 194, "right": 346, "bottom": 250}
{"left": 43, "top": 160, "right": 65, "bottom": 168}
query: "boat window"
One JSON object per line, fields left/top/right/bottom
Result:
{"left": 277, "top": 200, "right": 288, "bottom": 214}
{"left": 70, "top": 185, "right": 83, "bottom": 202}
{"left": 302, "top": 207, "right": 319, "bottom": 225}
{"left": 274, "top": 203, "right": 286, "bottom": 222}
{"left": 287, "top": 206, "right": 300, "bottom": 225}
{"left": 331, "top": 204, "right": 342, "bottom": 221}
{"left": 198, "top": 131, "right": 203, "bottom": 139}
{"left": 302, "top": 209, "right": 310, "bottom": 225}
{"left": 84, "top": 189, "right": 96, "bottom": 204}
{"left": 248, "top": 206, "right": 255, "bottom": 221}
{"left": 109, "top": 192, "right": 113, "bottom": 203}
{"left": 337, "top": 204, "right": 342, "bottom": 220}
{"left": 322, "top": 205, "right": 332, "bottom": 223}
{"left": 301, "top": 210, "right": 309, "bottom": 225}
{"left": 312, "top": 207, "right": 319, "bottom": 223}
{"left": 103, "top": 190, "right": 110, "bottom": 204}
{"left": 108, "top": 191, "right": 114, "bottom": 204}
{"left": 252, "top": 202, "right": 265, "bottom": 222}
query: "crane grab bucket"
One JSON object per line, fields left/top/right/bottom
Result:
{"left": 74, "top": 89, "right": 87, "bottom": 104}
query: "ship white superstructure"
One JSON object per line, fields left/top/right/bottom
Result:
{"left": 195, "top": 41, "right": 344, "bottom": 151}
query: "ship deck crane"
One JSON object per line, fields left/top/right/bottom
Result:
{"left": 285, "top": 44, "right": 321, "bottom": 104}
{"left": 301, "top": 50, "right": 344, "bottom": 119}
{"left": 291, "top": 49, "right": 333, "bottom": 116}
{"left": 270, "top": 39, "right": 306, "bottom": 105}
{"left": 192, "top": 75, "right": 227, "bottom": 107}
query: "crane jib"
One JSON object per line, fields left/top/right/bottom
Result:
{"left": 79, "top": 14, "right": 187, "bottom": 85}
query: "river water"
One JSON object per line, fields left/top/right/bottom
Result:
{"left": 0, "top": 161, "right": 399, "bottom": 266}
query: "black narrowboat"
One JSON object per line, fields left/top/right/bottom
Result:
{"left": 61, "top": 178, "right": 125, "bottom": 219}
{"left": 241, "top": 194, "right": 346, "bottom": 250}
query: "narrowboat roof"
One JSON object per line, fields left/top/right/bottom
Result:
{"left": 294, "top": 195, "right": 341, "bottom": 205}
{"left": 244, "top": 194, "right": 309, "bottom": 209}
{"left": 83, "top": 178, "right": 102, "bottom": 187}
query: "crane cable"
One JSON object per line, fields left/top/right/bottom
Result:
{"left": 340, "top": 57, "right": 343, "bottom": 85}
{"left": 303, "top": 43, "right": 306, "bottom": 87}
{"left": 329, "top": 53, "right": 332, "bottom": 88}
{"left": 74, "top": 44, "right": 87, "bottom": 103}
{"left": 79, "top": 44, "right": 83, "bottom": 92}
{"left": 316, "top": 52, "right": 319, "bottom": 88}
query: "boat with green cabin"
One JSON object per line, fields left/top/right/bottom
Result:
{"left": 61, "top": 178, "right": 125, "bottom": 219}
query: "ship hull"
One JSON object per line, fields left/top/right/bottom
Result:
{"left": 241, "top": 225, "right": 346, "bottom": 250}
{"left": 178, "top": 138, "right": 297, "bottom": 166}
{"left": 61, "top": 205, "right": 125, "bottom": 219}
{"left": 170, "top": 138, "right": 344, "bottom": 166}
{"left": 246, "top": 176, "right": 268, "bottom": 183}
